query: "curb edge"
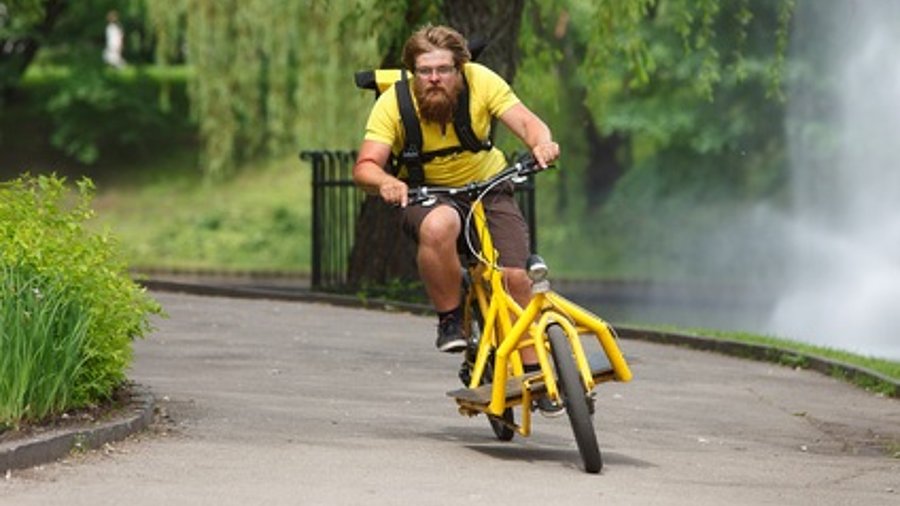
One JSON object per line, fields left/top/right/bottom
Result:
{"left": 0, "top": 384, "right": 155, "bottom": 474}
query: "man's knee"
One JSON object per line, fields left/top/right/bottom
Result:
{"left": 419, "top": 206, "right": 460, "bottom": 246}
{"left": 503, "top": 267, "right": 532, "bottom": 306}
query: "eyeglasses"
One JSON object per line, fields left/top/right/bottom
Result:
{"left": 414, "top": 65, "right": 457, "bottom": 78}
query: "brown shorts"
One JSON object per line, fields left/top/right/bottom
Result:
{"left": 401, "top": 182, "right": 531, "bottom": 268}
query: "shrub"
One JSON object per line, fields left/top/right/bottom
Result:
{"left": 41, "top": 67, "right": 193, "bottom": 165}
{"left": 0, "top": 174, "right": 161, "bottom": 429}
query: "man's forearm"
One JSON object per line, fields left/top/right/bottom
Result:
{"left": 353, "top": 159, "right": 391, "bottom": 195}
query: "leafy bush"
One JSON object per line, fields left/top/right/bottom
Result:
{"left": 0, "top": 174, "right": 161, "bottom": 428}
{"left": 41, "top": 66, "right": 193, "bottom": 165}
{"left": 14, "top": 64, "right": 194, "bottom": 168}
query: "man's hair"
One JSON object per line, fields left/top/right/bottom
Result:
{"left": 402, "top": 24, "right": 471, "bottom": 71}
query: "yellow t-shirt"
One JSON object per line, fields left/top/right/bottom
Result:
{"left": 363, "top": 62, "right": 520, "bottom": 186}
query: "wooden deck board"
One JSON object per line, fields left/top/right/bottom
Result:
{"left": 447, "top": 352, "right": 616, "bottom": 405}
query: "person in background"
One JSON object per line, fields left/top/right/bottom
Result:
{"left": 103, "top": 10, "right": 126, "bottom": 69}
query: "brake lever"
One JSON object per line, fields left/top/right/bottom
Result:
{"left": 407, "top": 188, "right": 438, "bottom": 207}
{"left": 513, "top": 159, "right": 553, "bottom": 182}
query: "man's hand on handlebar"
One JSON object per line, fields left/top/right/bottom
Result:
{"left": 379, "top": 175, "right": 409, "bottom": 208}
{"left": 531, "top": 141, "right": 560, "bottom": 169}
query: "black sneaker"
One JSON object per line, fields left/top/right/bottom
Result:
{"left": 535, "top": 396, "right": 566, "bottom": 418}
{"left": 436, "top": 314, "right": 467, "bottom": 353}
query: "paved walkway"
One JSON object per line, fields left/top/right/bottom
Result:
{"left": 1, "top": 291, "right": 898, "bottom": 505}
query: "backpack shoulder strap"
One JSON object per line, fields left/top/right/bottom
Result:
{"left": 394, "top": 70, "right": 425, "bottom": 186}
{"left": 453, "top": 72, "right": 492, "bottom": 154}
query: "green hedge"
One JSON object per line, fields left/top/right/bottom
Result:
{"left": 0, "top": 174, "right": 161, "bottom": 429}
{"left": 3, "top": 65, "right": 195, "bottom": 170}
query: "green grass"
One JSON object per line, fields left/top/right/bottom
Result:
{"left": 90, "top": 154, "right": 311, "bottom": 273}
{"left": 0, "top": 267, "right": 91, "bottom": 428}
{"left": 639, "top": 323, "right": 900, "bottom": 394}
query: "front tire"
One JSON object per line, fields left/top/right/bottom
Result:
{"left": 548, "top": 324, "right": 602, "bottom": 473}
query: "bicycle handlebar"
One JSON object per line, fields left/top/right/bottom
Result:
{"left": 406, "top": 155, "right": 548, "bottom": 207}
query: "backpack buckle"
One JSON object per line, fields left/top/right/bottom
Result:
{"left": 400, "top": 146, "right": 421, "bottom": 165}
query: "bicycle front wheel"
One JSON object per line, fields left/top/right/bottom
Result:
{"left": 547, "top": 323, "right": 602, "bottom": 473}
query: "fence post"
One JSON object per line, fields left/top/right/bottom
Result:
{"left": 300, "top": 151, "right": 323, "bottom": 288}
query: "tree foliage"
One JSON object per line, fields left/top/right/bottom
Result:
{"left": 0, "top": 0, "right": 181, "bottom": 167}
{"left": 0, "top": 0, "right": 66, "bottom": 100}
{"left": 2, "top": 0, "right": 794, "bottom": 185}
{"left": 0, "top": 0, "right": 149, "bottom": 98}
{"left": 145, "top": 0, "right": 378, "bottom": 178}
{"left": 518, "top": 0, "right": 794, "bottom": 185}
{"left": 1, "top": 0, "right": 799, "bottom": 282}
{"left": 520, "top": 0, "right": 797, "bottom": 279}
{"left": 577, "top": 0, "right": 794, "bottom": 98}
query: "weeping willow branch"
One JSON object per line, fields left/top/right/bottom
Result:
{"left": 145, "top": 0, "right": 377, "bottom": 178}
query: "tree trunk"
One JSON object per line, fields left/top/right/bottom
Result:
{"left": 345, "top": 0, "right": 526, "bottom": 292}
{"left": 550, "top": 9, "right": 627, "bottom": 210}
{"left": 442, "top": 0, "right": 526, "bottom": 82}
{"left": 584, "top": 127, "right": 627, "bottom": 208}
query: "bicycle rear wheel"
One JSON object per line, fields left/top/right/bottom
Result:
{"left": 547, "top": 324, "right": 602, "bottom": 473}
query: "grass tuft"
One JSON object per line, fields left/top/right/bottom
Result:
{"left": 0, "top": 266, "right": 92, "bottom": 427}
{"left": 640, "top": 324, "right": 900, "bottom": 394}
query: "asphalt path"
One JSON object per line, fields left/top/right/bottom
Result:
{"left": 2, "top": 291, "right": 898, "bottom": 505}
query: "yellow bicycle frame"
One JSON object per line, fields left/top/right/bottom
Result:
{"left": 455, "top": 198, "right": 632, "bottom": 437}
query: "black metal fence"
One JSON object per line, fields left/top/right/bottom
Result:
{"left": 300, "top": 150, "right": 536, "bottom": 292}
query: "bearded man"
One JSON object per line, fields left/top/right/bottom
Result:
{"left": 353, "top": 24, "right": 560, "bottom": 358}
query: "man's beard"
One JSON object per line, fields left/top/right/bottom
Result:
{"left": 414, "top": 78, "right": 462, "bottom": 125}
